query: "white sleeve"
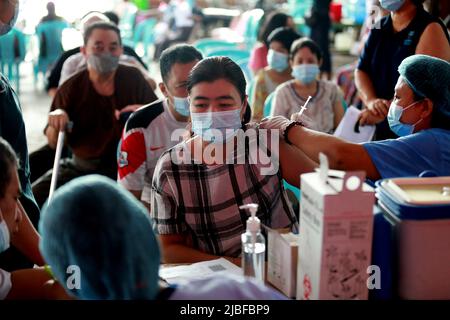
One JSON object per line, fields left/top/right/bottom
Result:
{"left": 59, "top": 54, "right": 85, "bottom": 86}
{"left": 0, "top": 268, "right": 12, "bottom": 300}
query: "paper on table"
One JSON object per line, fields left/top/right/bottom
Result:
{"left": 159, "top": 258, "right": 242, "bottom": 284}
{"left": 333, "top": 106, "right": 375, "bottom": 143}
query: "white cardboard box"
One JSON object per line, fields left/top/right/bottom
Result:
{"left": 297, "top": 154, "right": 375, "bottom": 300}
{"left": 267, "top": 230, "right": 299, "bottom": 298}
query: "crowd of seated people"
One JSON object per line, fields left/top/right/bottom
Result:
{"left": 0, "top": 0, "right": 449, "bottom": 300}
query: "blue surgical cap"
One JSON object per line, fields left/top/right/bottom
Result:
{"left": 398, "top": 54, "right": 450, "bottom": 119}
{"left": 39, "top": 175, "right": 161, "bottom": 300}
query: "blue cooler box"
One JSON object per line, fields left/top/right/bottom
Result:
{"left": 373, "top": 177, "right": 450, "bottom": 300}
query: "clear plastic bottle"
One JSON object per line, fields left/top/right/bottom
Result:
{"left": 240, "top": 204, "right": 265, "bottom": 283}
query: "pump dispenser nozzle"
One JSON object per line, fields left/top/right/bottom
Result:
{"left": 240, "top": 204, "right": 260, "bottom": 233}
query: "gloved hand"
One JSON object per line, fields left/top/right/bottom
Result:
{"left": 290, "top": 112, "right": 316, "bottom": 130}
{"left": 259, "top": 116, "right": 293, "bottom": 139}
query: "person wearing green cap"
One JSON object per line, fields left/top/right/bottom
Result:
{"left": 260, "top": 54, "right": 450, "bottom": 181}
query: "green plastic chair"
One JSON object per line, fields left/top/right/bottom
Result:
{"left": 119, "top": 5, "right": 138, "bottom": 47}
{"left": 263, "top": 91, "right": 276, "bottom": 118}
{"left": 206, "top": 48, "right": 250, "bottom": 62}
{"left": 246, "top": 77, "right": 256, "bottom": 103}
{"left": 0, "top": 28, "right": 26, "bottom": 93}
{"left": 242, "top": 9, "right": 264, "bottom": 49}
{"left": 34, "top": 20, "right": 69, "bottom": 80}
{"left": 283, "top": 180, "right": 301, "bottom": 207}
{"left": 237, "top": 58, "right": 252, "bottom": 85}
{"left": 133, "top": 18, "right": 157, "bottom": 59}
{"left": 193, "top": 39, "right": 240, "bottom": 56}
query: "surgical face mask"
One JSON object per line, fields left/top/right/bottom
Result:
{"left": 173, "top": 96, "right": 190, "bottom": 117}
{"left": 291, "top": 64, "right": 320, "bottom": 84}
{"left": 191, "top": 109, "right": 242, "bottom": 143}
{"left": 0, "top": 220, "right": 10, "bottom": 253}
{"left": 87, "top": 52, "right": 119, "bottom": 74}
{"left": 387, "top": 100, "right": 423, "bottom": 137}
{"left": 380, "top": 0, "right": 405, "bottom": 12}
{"left": 0, "top": 0, "right": 19, "bottom": 36}
{"left": 267, "top": 49, "right": 289, "bottom": 72}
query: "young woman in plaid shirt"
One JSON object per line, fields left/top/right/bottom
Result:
{"left": 151, "top": 57, "right": 317, "bottom": 265}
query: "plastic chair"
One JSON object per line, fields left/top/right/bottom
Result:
{"left": 0, "top": 28, "right": 26, "bottom": 93}
{"left": 119, "top": 5, "right": 138, "bottom": 47}
{"left": 283, "top": 179, "right": 301, "bottom": 204}
{"left": 133, "top": 18, "right": 158, "bottom": 59}
{"left": 263, "top": 91, "right": 276, "bottom": 118}
{"left": 34, "top": 20, "right": 69, "bottom": 80}
{"left": 242, "top": 9, "right": 264, "bottom": 49}
{"left": 237, "top": 58, "right": 252, "bottom": 85}
{"left": 206, "top": 48, "right": 250, "bottom": 62}
{"left": 193, "top": 38, "right": 240, "bottom": 56}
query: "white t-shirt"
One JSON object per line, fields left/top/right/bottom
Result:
{"left": 59, "top": 53, "right": 150, "bottom": 86}
{"left": 171, "top": 0, "right": 194, "bottom": 28}
{"left": 118, "top": 99, "right": 189, "bottom": 204}
{"left": 0, "top": 268, "right": 12, "bottom": 300}
{"left": 271, "top": 80, "right": 343, "bottom": 134}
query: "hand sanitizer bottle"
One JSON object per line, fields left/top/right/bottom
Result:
{"left": 240, "top": 204, "right": 265, "bottom": 283}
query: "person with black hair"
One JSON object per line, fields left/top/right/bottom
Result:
{"left": 118, "top": 44, "right": 202, "bottom": 208}
{"left": 39, "top": 2, "right": 64, "bottom": 23}
{"left": 150, "top": 57, "right": 313, "bottom": 265}
{"left": 355, "top": 0, "right": 450, "bottom": 140}
{"left": 32, "top": 21, "right": 158, "bottom": 208}
{"left": 45, "top": 11, "right": 149, "bottom": 98}
{"left": 305, "top": 0, "right": 332, "bottom": 78}
{"left": 251, "top": 27, "right": 301, "bottom": 121}
{"left": 248, "top": 11, "right": 295, "bottom": 75}
{"left": 0, "top": 138, "right": 67, "bottom": 300}
{"left": 271, "top": 37, "right": 345, "bottom": 134}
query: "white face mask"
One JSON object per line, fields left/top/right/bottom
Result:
{"left": 0, "top": 220, "right": 10, "bottom": 253}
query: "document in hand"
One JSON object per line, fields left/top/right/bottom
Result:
{"left": 333, "top": 106, "right": 375, "bottom": 143}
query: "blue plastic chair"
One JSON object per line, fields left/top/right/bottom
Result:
{"left": 35, "top": 20, "right": 69, "bottom": 80}
{"left": 0, "top": 28, "right": 26, "bottom": 93}
{"left": 133, "top": 18, "right": 158, "bottom": 59}
{"left": 263, "top": 91, "right": 276, "bottom": 118}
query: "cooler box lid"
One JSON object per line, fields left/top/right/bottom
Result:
{"left": 375, "top": 177, "right": 450, "bottom": 220}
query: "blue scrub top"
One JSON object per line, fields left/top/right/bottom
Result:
{"left": 363, "top": 128, "right": 450, "bottom": 179}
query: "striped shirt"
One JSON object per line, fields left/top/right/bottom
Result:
{"left": 151, "top": 127, "right": 298, "bottom": 257}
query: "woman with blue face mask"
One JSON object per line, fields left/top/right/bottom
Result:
{"left": 0, "top": 138, "right": 66, "bottom": 299}
{"left": 270, "top": 38, "right": 345, "bottom": 134}
{"left": 250, "top": 27, "right": 301, "bottom": 122}
{"left": 150, "top": 57, "right": 315, "bottom": 265}
{"left": 355, "top": 0, "right": 450, "bottom": 141}
{"left": 260, "top": 55, "right": 450, "bottom": 182}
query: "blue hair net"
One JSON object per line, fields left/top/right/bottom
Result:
{"left": 398, "top": 54, "right": 450, "bottom": 119}
{"left": 39, "top": 175, "right": 161, "bottom": 300}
